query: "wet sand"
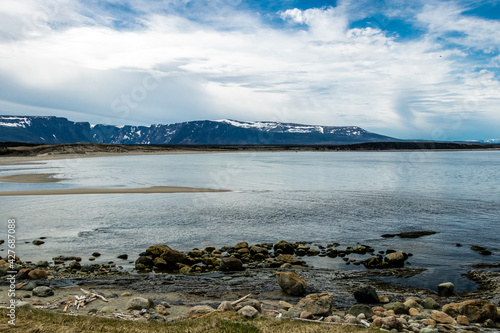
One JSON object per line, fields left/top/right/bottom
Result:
{"left": 0, "top": 185, "right": 228, "bottom": 196}
{"left": 0, "top": 173, "right": 65, "bottom": 183}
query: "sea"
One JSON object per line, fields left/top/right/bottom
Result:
{"left": 1, "top": 151, "right": 499, "bottom": 293}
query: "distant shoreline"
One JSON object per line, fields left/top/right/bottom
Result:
{"left": 1, "top": 141, "right": 499, "bottom": 165}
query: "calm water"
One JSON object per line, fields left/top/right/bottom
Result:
{"left": 1, "top": 151, "right": 499, "bottom": 293}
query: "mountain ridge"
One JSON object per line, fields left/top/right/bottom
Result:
{"left": 0, "top": 115, "right": 399, "bottom": 145}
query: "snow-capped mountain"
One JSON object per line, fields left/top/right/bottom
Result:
{"left": 0, "top": 116, "right": 398, "bottom": 145}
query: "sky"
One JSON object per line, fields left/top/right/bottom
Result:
{"left": 0, "top": 0, "right": 499, "bottom": 140}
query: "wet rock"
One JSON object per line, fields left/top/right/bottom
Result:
{"left": 398, "top": 231, "right": 438, "bottom": 238}
{"left": 442, "top": 300, "right": 498, "bottom": 323}
{"left": 353, "top": 286, "right": 379, "bottom": 304}
{"left": 219, "top": 257, "right": 243, "bottom": 271}
{"left": 276, "top": 271, "right": 307, "bottom": 296}
{"left": 238, "top": 305, "right": 259, "bottom": 319}
{"left": 249, "top": 245, "right": 268, "bottom": 257}
{"left": 36, "top": 261, "right": 49, "bottom": 267}
{"left": 438, "top": 282, "right": 455, "bottom": 296}
{"left": 273, "top": 240, "right": 295, "bottom": 255}
{"left": 325, "top": 248, "right": 338, "bottom": 258}
{"left": 347, "top": 304, "right": 373, "bottom": 318}
{"left": 235, "top": 242, "right": 249, "bottom": 249}
{"left": 32, "top": 286, "right": 54, "bottom": 297}
{"left": 188, "top": 305, "right": 216, "bottom": 318}
{"left": 383, "top": 302, "right": 409, "bottom": 315}
{"left": 385, "top": 251, "right": 408, "bottom": 267}
{"left": 117, "top": 254, "right": 128, "bottom": 260}
{"left": 293, "top": 293, "right": 334, "bottom": 317}
{"left": 32, "top": 240, "right": 45, "bottom": 246}
{"left": 135, "top": 256, "right": 153, "bottom": 270}
{"left": 126, "top": 297, "right": 154, "bottom": 310}
{"left": 306, "top": 248, "right": 320, "bottom": 256}
{"left": 92, "top": 252, "right": 101, "bottom": 257}
{"left": 28, "top": 269, "right": 48, "bottom": 280}
{"left": 68, "top": 261, "right": 81, "bottom": 270}
{"left": 470, "top": 245, "right": 492, "bottom": 255}
{"left": 18, "top": 281, "right": 37, "bottom": 291}
{"left": 276, "top": 254, "right": 303, "bottom": 265}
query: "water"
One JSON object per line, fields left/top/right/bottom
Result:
{"left": 1, "top": 151, "right": 499, "bottom": 293}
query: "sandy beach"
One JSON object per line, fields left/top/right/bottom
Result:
{"left": 0, "top": 173, "right": 65, "bottom": 183}
{"left": 0, "top": 186, "right": 228, "bottom": 196}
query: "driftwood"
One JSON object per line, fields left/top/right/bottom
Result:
{"left": 231, "top": 294, "right": 252, "bottom": 306}
{"left": 292, "top": 317, "right": 371, "bottom": 329}
{"left": 60, "top": 289, "right": 109, "bottom": 312}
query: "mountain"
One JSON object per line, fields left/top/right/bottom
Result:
{"left": 0, "top": 116, "right": 398, "bottom": 145}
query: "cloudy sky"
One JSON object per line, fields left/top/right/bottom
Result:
{"left": 0, "top": 0, "right": 499, "bottom": 140}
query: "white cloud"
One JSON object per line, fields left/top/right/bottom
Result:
{"left": 0, "top": 1, "right": 498, "bottom": 140}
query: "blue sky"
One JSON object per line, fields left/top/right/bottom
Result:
{"left": 0, "top": 0, "right": 499, "bottom": 140}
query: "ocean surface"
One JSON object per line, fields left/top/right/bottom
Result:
{"left": 1, "top": 151, "right": 499, "bottom": 293}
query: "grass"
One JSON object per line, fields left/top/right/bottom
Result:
{"left": 0, "top": 309, "right": 375, "bottom": 333}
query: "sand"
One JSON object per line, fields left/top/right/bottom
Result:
{"left": 0, "top": 185, "right": 228, "bottom": 196}
{"left": 0, "top": 173, "right": 65, "bottom": 183}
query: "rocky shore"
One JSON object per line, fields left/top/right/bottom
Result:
{"left": 1, "top": 240, "right": 499, "bottom": 332}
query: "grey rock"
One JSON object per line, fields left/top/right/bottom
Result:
{"left": 383, "top": 302, "right": 409, "bottom": 315}
{"left": 126, "top": 297, "right": 154, "bottom": 310}
{"left": 238, "top": 305, "right": 259, "bottom": 319}
{"left": 347, "top": 304, "right": 374, "bottom": 318}
{"left": 32, "top": 286, "right": 54, "bottom": 297}
{"left": 353, "top": 286, "right": 379, "bottom": 303}
{"left": 219, "top": 257, "right": 243, "bottom": 271}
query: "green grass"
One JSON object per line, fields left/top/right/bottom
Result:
{"left": 0, "top": 308, "right": 375, "bottom": 333}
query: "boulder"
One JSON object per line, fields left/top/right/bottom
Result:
{"left": 16, "top": 268, "right": 32, "bottom": 280}
{"left": 117, "top": 254, "right": 128, "bottom": 260}
{"left": 32, "top": 240, "right": 45, "bottom": 246}
{"left": 33, "top": 286, "right": 54, "bottom": 297}
{"left": 437, "top": 282, "right": 454, "bottom": 296}
{"left": 188, "top": 305, "right": 216, "bottom": 318}
{"left": 293, "top": 293, "right": 334, "bottom": 316}
{"left": 279, "top": 301, "right": 293, "bottom": 310}
{"left": 383, "top": 302, "right": 409, "bottom": 315}
{"left": 219, "top": 257, "right": 244, "bottom": 271}
{"left": 238, "top": 305, "right": 259, "bottom": 319}
{"left": 373, "top": 316, "right": 404, "bottom": 330}
{"left": 249, "top": 245, "right": 268, "bottom": 256}
{"left": 92, "top": 252, "right": 101, "bottom": 257}
{"left": 276, "top": 271, "right": 307, "bottom": 296}
{"left": 235, "top": 242, "right": 249, "bottom": 249}
{"left": 273, "top": 240, "right": 295, "bottom": 255}
{"left": 353, "top": 286, "right": 379, "bottom": 304}
{"left": 18, "top": 281, "right": 37, "bottom": 291}
{"left": 442, "top": 300, "right": 498, "bottom": 323}
{"left": 68, "top": 261, "right": 81, "bottom": 270}
{"left": 126, "top": 297, "right": 154, "bottom": 310}
{"left": 300, "top": 311, "right": 314, "bottom": 319}
{"left": 384, "top": 251, "right": 408, "bottom": 267}
{"left": 457, "top": 315, "right": 469, "bottom": 326}
{"left": 347, "top": 304, "right": 374, "bottom": 318}
{"left": 431, "top": 311, "right": 455, "bottom": 324}
{"left": 28, "top": 269, "right": 48, "bottom": 280}
{"left": 240, "top": 299, "right": 262, "bottom": 313}
{"left": 422, "top": 297, "right": 440, "bottom": 309}
{"left": 36, "top": 261, "right": 49, "bottom": 267}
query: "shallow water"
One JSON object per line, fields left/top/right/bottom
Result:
{"left": 1, "top": 151, "right": 499, "bottom": 293}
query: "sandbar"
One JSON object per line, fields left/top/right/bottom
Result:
{"left": 0, "top": 186, "right": 228, "bottom": 196}
{"left": 0, "top": 173, "right": 65, "bottom": 183}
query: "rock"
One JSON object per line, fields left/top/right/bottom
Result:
{"left": 117, "top": 254, "right": 128, "bottom": 260}
{"left": 240, "top": 299, "right": 262, "bottom": 313}
{"left": 18, "top": 281, "right": 37, "bottom": 291}
{"left": 457, "top": 315, "right": 469, "bottom": 325}
{"left": 32, "top": 286, "right": 54, "bottom": 297}
{"left": 470, "top": 245, "right": 492, "bottom": 255}
{"left": 273, "top": 240, "right": 295, "bottom": 255}
{"left": 420, "top": 328, "right": 438, "bottom": 333}
{"left": 32, "top": 240, "right": 45, "bottom": 246}
{"left": 373, "top": 316, "right": 404, "bottom": 330}
{"left": 28, "top": 269, "right": 48, "bottom": 280}
{"left": 383, "top": 302, "right": 409, "bottom": 315}
{"left": 179, "top": 266, "right": 192, "bottom": 274}
{"left": 431, "top": 311, "right": 455, "bottom": 324}
{"left": 15, "top": 301, "right": 33, "bottom": 310}
{"left": 156, "top": 304, "right": 170, "bottom": 316}
{"left": 409, "top": 307, "right": 420, "bottom": 316}
{"left": 442, "top": 300, "right": 498, "bottom": 323}
{"left": 347, "top": 304, "right": 374, "bottom": 318}
{"left": 238, "top": 305, "right": 259, "bottom": 319}
{"left": 121, "top": 292, "right": 132, "bottom": 297}
{"left": 68, "top": 261, "right": 81, "bottom": 270}
{"left": 397, "top": 231, "right": 438, "bottom": 238}
{"left": 293, "top": 293, "right": 334, "bottom": 316}
{"left": 249, "top": 245, "right": 268, "bottom": 256}
{"left": 188, "top": 305, "right": 216, "bottom": 318}
{"left": 379, "top": 295, "right": 390, "bottom": 303}
{"left": 219, "top": 257, "right": 243, "bottom": 271}
{"left": 438, "top": 282, "right": 454, "bottom": 296}
{"left": 145, "top": 244, "right": 187, "bottom": 269}
{"left": 276, "top": 271, "right": 307, "bottom": 296}
{"left": 92, "top": 252, "right": 101, "bottom": 257}
{"left": 300, "top": 311, "right": 314, "bottom": 319}
{"left": 16, "top": 268, "right": 32, "bottom": 280}
{"left": 421, "top": 318, "right": 436, "bottom": 327}
{"left": 422, "top": 297, "right": 440, "bottom": 310}
{"left": 276, "top": 254, "right": 303, "bottom": 265}
{"left": 279, "top": 301, "right": 293, "bottom": 311}
{"left": 126, "top": 297, "right": 154, "bottom": 310}
{"left": 235, "top": 242, "right": 249, "bottom": 249}
{"left": 353, "top": 286, "right": 379, "bottom": 304}
{"left": 217, "top": 301, "right": 234, "bottom": 312}
{"left": 324, "top": 315, "right": 341, "bottom": 323}
{"left": 101, "top": 306, "right": 115, "bottom": 314}
{"left": 306, "top": 248, "right": 320, "bottom": 256}
{"left": 36, "top": 261, "right": 49, "bottom": 267}
{"left": 385, "top": 251, "right": 408, "bottom": 267}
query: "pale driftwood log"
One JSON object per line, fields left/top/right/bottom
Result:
{"left": 63, "top": 302, "right": 70, "bottom": 313}
{"left": 94, "top": 294, "right": 108, "bottom": 302}
{"left": 292, "top": 317, "right": 370, "bottom": 329}
{"left": 231, "top": 294, "right": 252, "bottom": 306}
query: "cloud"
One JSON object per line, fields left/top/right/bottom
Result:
{"left": 0, "top": 0, "right": 498, "bottom": 140}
